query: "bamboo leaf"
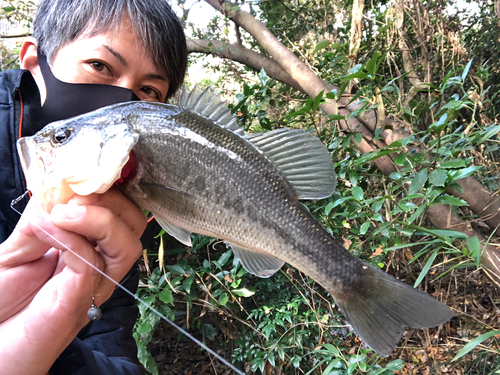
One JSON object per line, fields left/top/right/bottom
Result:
{"left": 452, "top": 330, "right": 500, "bottom": 361}
{"left": 414, "top": 248, "right": 439, "bottom": 287}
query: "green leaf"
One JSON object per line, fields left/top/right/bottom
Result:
{"left": 262, "top": 322, "right": 275, "bottom": 338}
{"left": 232, "top": 287, "right": 256, "bottom": 297}
{"left": 166, "top": 264, "right": 188, "bottom": 275}
{"left": 354, "top": 132, "right": 363, "bottom": 145}
{"left": 312, "top": 91, "right": 324, "bottom": 112}
{"left": 389, "top": 172, "right": 402, "bottom": 180}
{"left": 183, "top": 277, "right": 193, "bottom": 294}
{"left": 360, "top": 221, "right": 371, "bottom": 235}
{"left": 136, "top": 322, "right": 152, "bottom": 334}
{"left": 477, "top": 124, "right": 500, "bottom": 143}
{"left": 371, "top": 200, "right": 384, "bottom": 212}
{"left": 366, "top": 51, "right": 382, "bottom": 77}
{"left": 466, "top": 236, "right": 481, "bottom": 267}
{"left": 322, "top": 343, "right": 341, "bottom": 356}
{"left": 452, "top": 330, "right": 500, "bottom": 361}
{"left": 414, "top": 248, "right": 439, "bottom": 287}
{"left": 429, "top": 169, "right": 447, "bottom": 187}
{"left": 259, "top": 68, "right": 268, "bottom": 86}
{"left": 394, "top": 153, "right": 407, "bottom": 166}
{"left": 397, "top": 202, "right": 418, "bottom": 212}
{"left": 267, "top": 353, "right": 276, "bottom": 367}
{"left": 219, "top": 292, "right": 229, "bottom": 306}
{"left": 356, "top": 149, "right": 399, "bottom": 163}
{"left": 312, "top": 40, "right": 331, "bottom": 54}
{"left": 159, "top": 288, "right": 173, "bottom": 305}
{"left": 448, "top": 166, "right": 481, "bottom": 181}
{"left": 440, "top": 159, "right": 466, "bottom": 169}
{"left": 203, "top": 323, "right": 218, "bottom": 340}
{"left": 349, "top": 170, "right": 359, "bottom": 186}
{"left": 432, "top": 195, "right": 468, "bottom": 206}
{"left": 327, "top": 114, "right": 345, "bottom": 120}
{"left": 352, "top": 186, "right": 364, "bottom": 201}
{"left": 218, "top": 249, "right": 232, "bottom": 267}
{"left": 409, "top": 168, "right": 428, "bottom": 195}
{"left": 428, "top": 114, "right": 448, "bottom": 134}
{"left": 462, "top": 59, "right": 473, "bottom": 81}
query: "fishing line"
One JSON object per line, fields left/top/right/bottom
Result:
{"left": 10, "top": 203, "right": 244, "bottom": 375}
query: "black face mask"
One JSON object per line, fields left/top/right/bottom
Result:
{"left": 38, "top": 51, "right": 139, "bottom": 125}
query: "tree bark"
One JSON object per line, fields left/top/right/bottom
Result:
{"left": 426, "top": 204, "right": 500, "bottom": 286}
{"left": 347, "top": 0, "right": 364, "bottom": 92}
{"left": 446, "top": 177, "right": 500, "bottom": 230}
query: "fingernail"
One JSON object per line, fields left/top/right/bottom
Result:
{"left": 51, "top": 204, "right": 86, "bottom": 220}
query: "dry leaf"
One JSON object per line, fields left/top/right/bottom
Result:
{"left": 370, "top": 246, "right": 384, "bottom": 258}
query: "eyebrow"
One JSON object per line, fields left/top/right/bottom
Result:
{"left": 103, "top": 44, "right": 127, "bottom": 66}
{"left": 102, "top": 44, "right": 168, "bottom": 82}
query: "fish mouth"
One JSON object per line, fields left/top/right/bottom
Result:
{"left": 17, "top": 137, "right": 45, "bottom": 187}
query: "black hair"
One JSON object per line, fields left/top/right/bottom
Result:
{"left": 33, "top": 0, "right": 187, "bottom": 99}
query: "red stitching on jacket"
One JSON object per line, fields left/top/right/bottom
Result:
{"left": 18, "top": 89, "right": 23, "bottom": 139}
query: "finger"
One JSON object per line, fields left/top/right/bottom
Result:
{"left": 67, "top": 189, "right": 147, "bottom": 238}
{"left": 50, "top": 204, "right": 142, "bottom": 285}
{"left": 0, "top": 201, "right": 52, "bottom": 265}
{"left": 30, "top": 209, "right": 104, "bottom": 277}
{"left": 0, "top": 249, "right": 58, "bottom": 322}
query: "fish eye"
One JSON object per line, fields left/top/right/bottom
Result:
{"left": 52, "top": 128, "right": 72, "bottom": 144}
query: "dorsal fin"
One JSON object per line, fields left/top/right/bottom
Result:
{"left": 178, "top": 84, "right": 244, "bottom": 137}
{"left": 246, "top": 129, "right": 337, "bottom": 199}
{"left": 177, "top": 85, "right": 336, "bottom": 199}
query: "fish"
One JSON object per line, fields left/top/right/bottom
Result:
{"left": 17, "top": 85, "right": 454, "bottom": 357}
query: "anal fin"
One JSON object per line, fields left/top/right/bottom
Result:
{"left": 226, "top": 241, "right": 284, "bottom": 278}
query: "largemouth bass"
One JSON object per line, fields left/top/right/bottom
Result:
{"left": 17, "top": 86, "right": 453, "bottom": 356}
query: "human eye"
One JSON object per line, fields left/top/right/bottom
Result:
{"left": 88, "top": 61, "right": 112, "bottom": 76}
{"left": 139, "top": 87, "right": 162, "bottom": 102}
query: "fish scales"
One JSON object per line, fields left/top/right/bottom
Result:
{"left": 127, "top": 108, "right": 358, "bottom": 294}
{"left": 17, "top": 86, "right": 454, "bottom": 357}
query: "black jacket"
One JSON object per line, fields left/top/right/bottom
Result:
{"left": 0, "top": 69, "right": 142, "bottom": 374}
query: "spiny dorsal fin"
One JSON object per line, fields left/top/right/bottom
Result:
{"left": 178, "top": 84, "right": 244, "bottom": 137}
{"left": 178, "top": 85, "right": 336, "bottom": 199}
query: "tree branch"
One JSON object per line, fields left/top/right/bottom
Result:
{"left": 186, "top": 38, "right": 306, "bottom": 93}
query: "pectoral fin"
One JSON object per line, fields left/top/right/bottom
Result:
{"left": 226, "top": 241, "right": 284, "bottom": 278}
{"left": 153, "top": 212, "right": 192, "bottom": 247}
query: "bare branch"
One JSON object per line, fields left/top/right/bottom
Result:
{"left": 187, "top": 38, "right": 306, "bottom": 93}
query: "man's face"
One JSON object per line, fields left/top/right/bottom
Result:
{"left": 21, "top": 18, "right": 170, "bottom": 104}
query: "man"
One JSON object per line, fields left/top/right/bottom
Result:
{"left": 0, "top": 0, "right": 187, "bottom": 373}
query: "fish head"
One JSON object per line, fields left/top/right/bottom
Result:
{"left": 17, "top": 118, "right": 139, "bottom": 212}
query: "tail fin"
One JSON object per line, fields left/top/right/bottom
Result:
{"left": 335, "top": 265, "right": 454, "bottom": 357}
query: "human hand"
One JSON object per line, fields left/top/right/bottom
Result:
{"left": 0, "top": 189, "right": 146, "bottom": 375}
